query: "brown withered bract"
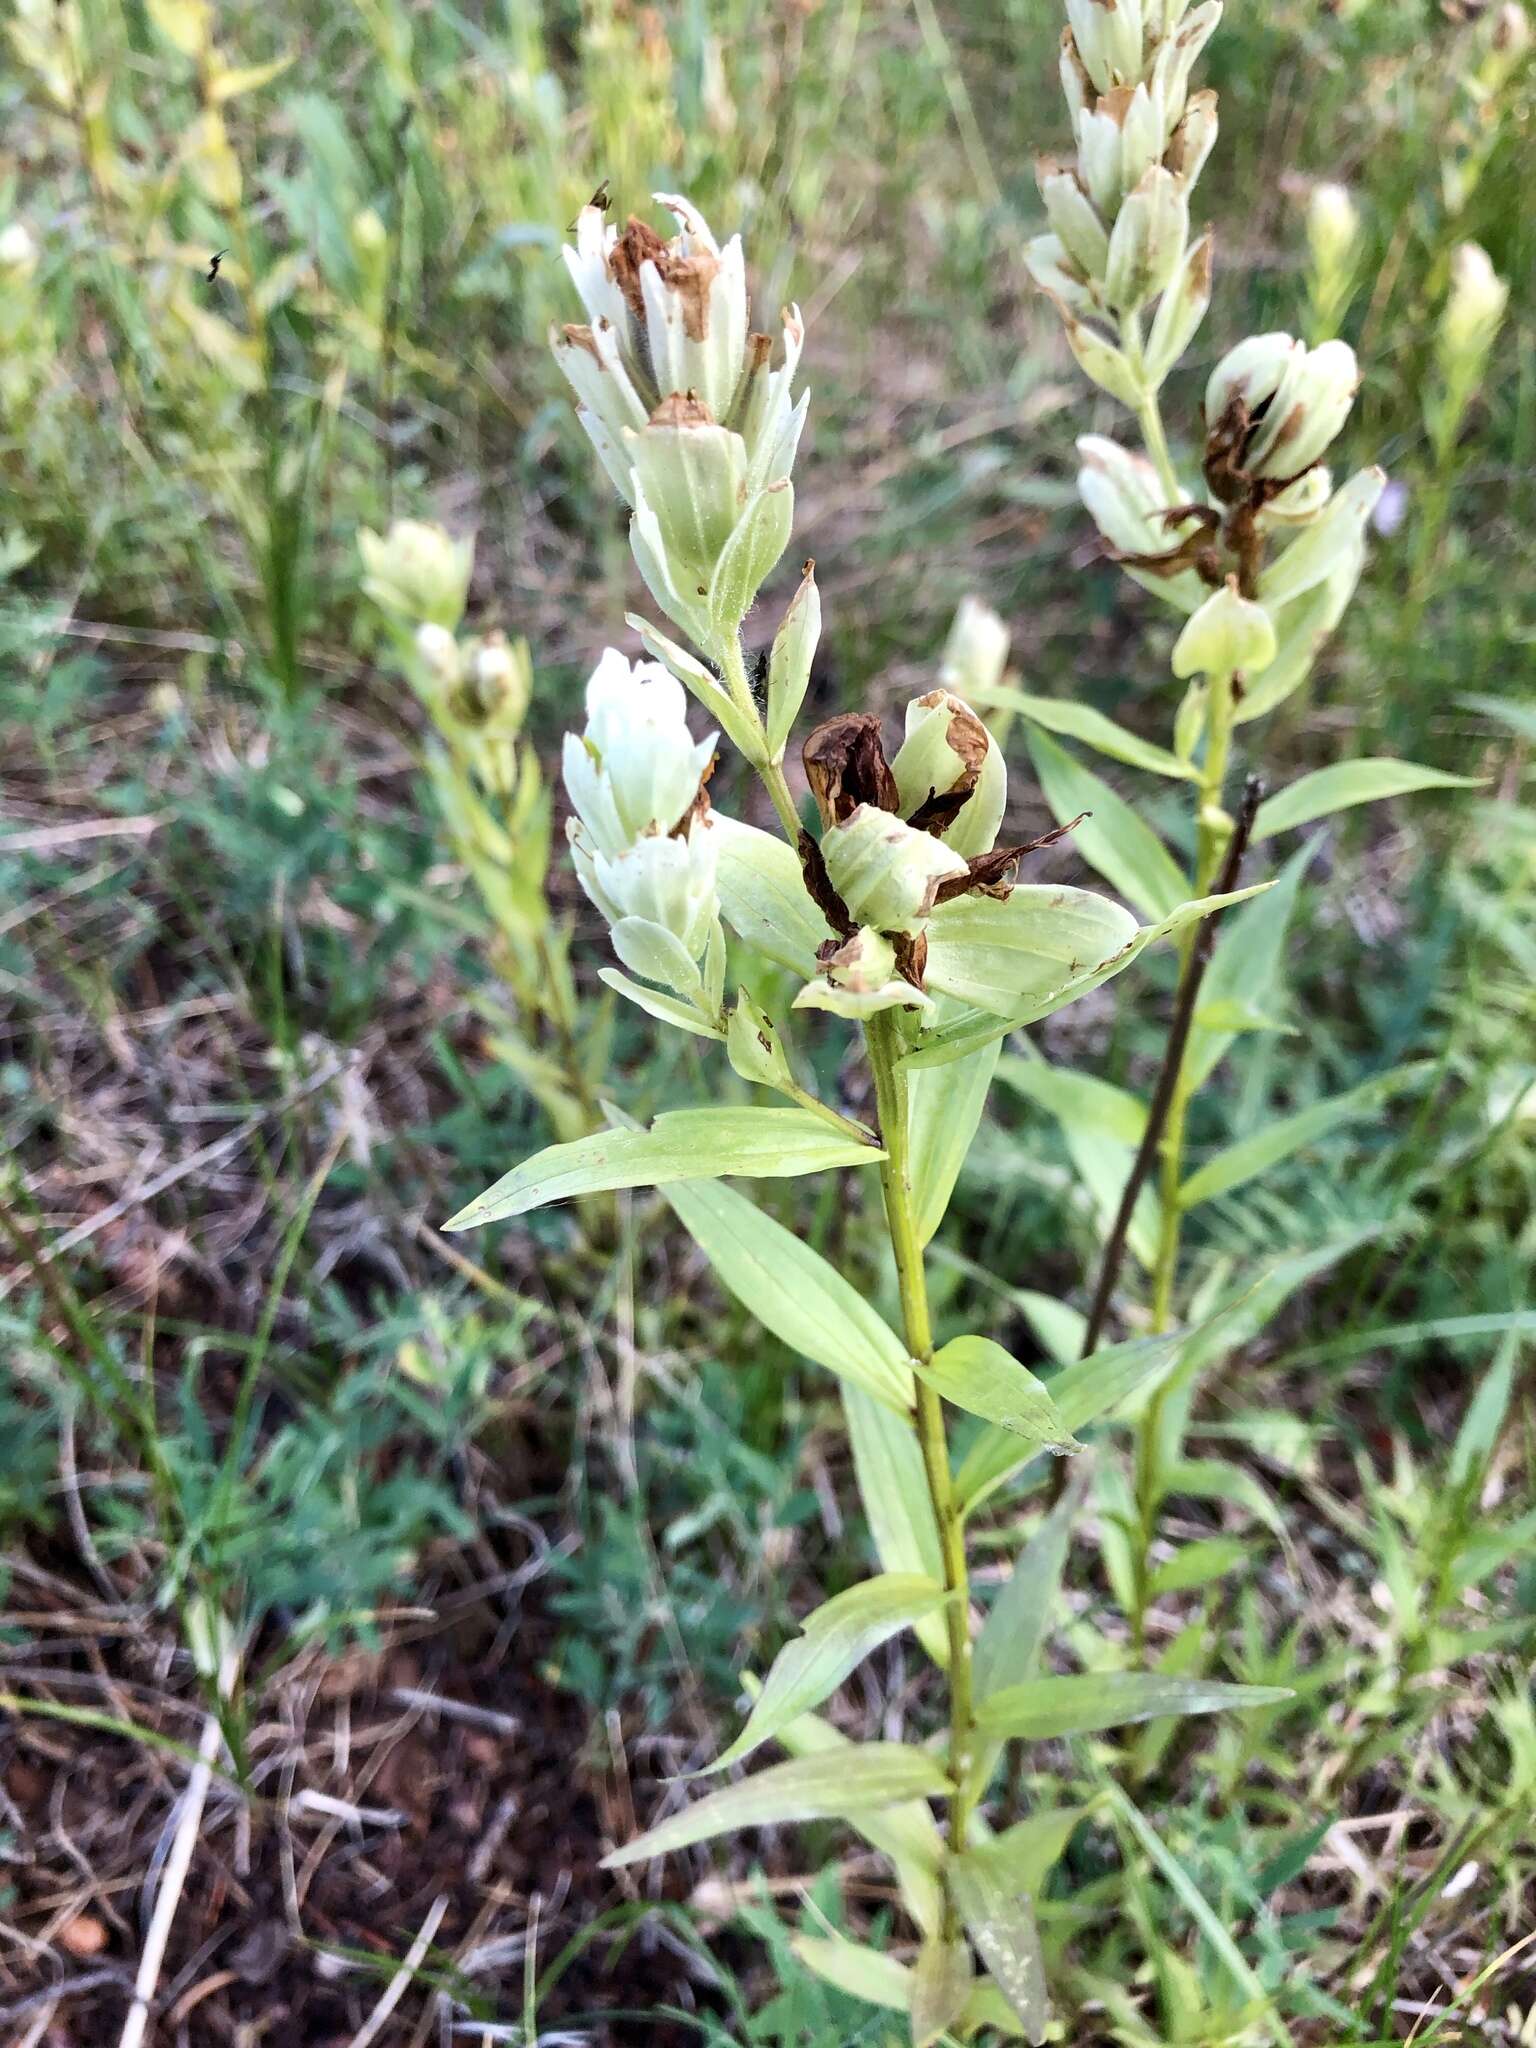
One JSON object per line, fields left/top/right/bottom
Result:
{"left": 802, "top": 713, "right": 900, "bottom": 828}
{"left": 609, "top": 217, "right": 668, "bottom": 322}
{"left": 670, "top": 752, "right": 717, "bottom": 838}
{"left": 904, "top": 691, "right": 992, "bottom": 836}
{"left": 608, "top": 215, "right": 720, "bottom": 344}
{"left": 648, "top": 391, "right": 717, "bottom": 429}
{"left": 799, "top": 829, "right": 858, "bottom": 939}
{"left": 930, "top": 813, "right": 1090, "bottom": 906}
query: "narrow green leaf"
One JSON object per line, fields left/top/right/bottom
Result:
{"left": 995, "top": 1056, "right": 1147, "bottom": 1147}
{"left": 1178, "top": 1065, "right": 1426, "bottom": 1210}
{"left": 600, "top": 1745, "right": 952, "bottom": 1867}
{"left": 985, "top": 1807, "right": 1092, "bottom": 1896}
{"left": 982, "top": 683, "right": 1199, "bottom": 781}
{"left": 909, "top": 1026, "right": 1001, "bottom": 1246}
{"left": 1253, "top": 760, "right": 1481, "bottom": 841}
{"left": 974, "top": 1475, "right": 1085, "bottom": 1703}
{"left": 844, "top": 1387, "right": 950, "bottom": 1667}
{"left": 662, "top": 1179, "right": 913, "bottom": 1411}
{"left": 760, "top": 1696, "right": 944, "bottom": 1936}
{"left": 704, "top": 1575, "right": 951, "bottom": 1773}
{"left": 974, "top": 1672, "right": 1290, "bottom": 1740}
{"left": 1026, "top": 728, "right": 1188, "bottom": 920}
{"left": 793, "top": 1934, "right": 909, "bottom": 2011}
{"left": 1187, "top": 837, "right": 1316, "bottom": 1090}
{"left": 1103, "top": 1784, "right": 1295, "bottom": 2048}
{"left": 447, "top": 1106, "right": 884, "bottom": 1228}
{"left": 911, "top": 1935, "right": 973, "bottom": 2046}
{"left": 918, "top": 1336, "right": 1079, "bottom": 1452}
{"left": 950, "top": 1848, "right": 1049, "bottom": 2043}
{"left": 1146, "top": 1537, "right": 1251, "bottom": 1598}
{"left": 597, "top": 967, "right": 725, "bottom": 1041}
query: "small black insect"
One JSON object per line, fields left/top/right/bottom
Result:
{"left": 206, "top": 249, "right": 226, "bottom": 284}
{"left": 749, "top": 647, "right": 770, "bottom": 695}
{"left": 567, "top": 179, "right": 611, "bottom": 232}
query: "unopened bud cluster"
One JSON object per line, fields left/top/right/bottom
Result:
{"left": 553, "top": 194, "right": 804, "bottom": 655}
{"left": 1027, "top": 0, "right": 1221, "bottom": 402}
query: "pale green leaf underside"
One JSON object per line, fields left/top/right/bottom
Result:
{"left": 918, "top": 1335, "right": 1079, "bottom": 1452}
{"left": 792, "top": 1934, "right": 909, "bottom": 2011}
{"left": 662, "top": 1178, "right": 914, "bottom": 1411}
{"left": 909, "top": 1024, "right": 1001, "bottom": 1246}
{"left": 974, "top": 1671, "right": 1290, "bottom": 1740}
{"left": 925, "top": 887, "right": 1138, "bottom": 1017}
{"left": 714, "top": 815, "right": 831, "bottom": 976}
{"left": 446, "top": 1106, "right": 884, "bottom": 1228}
{"left": 600, "top": 1744, "right": 952, "bottom": 1867}
{"left": 702, "top": 1574, "right": 951, "bottom": 1774}
{"left": 597, "top": 967, "right": 724, "bottom": 1041}
{"left": 844, "top": 1386, "right": 951, "bottom": 1668}
{"left": 1252, "top": 760, "right": 1481, "bottom": 841}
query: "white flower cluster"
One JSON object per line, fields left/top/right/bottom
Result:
{"left": 553, "top": 196, "right": 805, "bottom": 654}
{"left": 563, "top": 651, "right": 725, "bottom": 1018}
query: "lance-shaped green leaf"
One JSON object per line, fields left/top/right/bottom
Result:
{"left": 916, "top": 1336, "right": 1079, "bottom": 1454}
{"left": 1027, "top": 729, "right": 1187, "bottom": 920}
{"left": 1252, "top": 759, "right": 1480, "bottom": 842}
{"left": 714, "top": 816, "right": 832, "bottom": 976}
{"left": 1177, "top": 1063, "right": 1428, "bottom": 1209}
{"left": 949, "top": 1847, "right": 1049, "bottom": 2043}
{"left": 662, "top": 1178, "right": 913, "bottom": 1411}
{"left": 446, "top": 1106, "right": 883, "bottom": 1228}
{"left": 973, "top": 1671, "right": 1290, "bottom": 1742}
{"left": 1187, "top": 836, "right": 1316, "bottom": 1089}
{"left": 702, "top": 1575, "right": 952, "bottom": 1774}
{"left": 844, "top": 1386, "right": 950, "bottom": 1667}
{"left": 792, "top": 1935, "right": 909, "bottom": 2011}
{"left": 974, "top": 1470, "right": 1087, "bottom": 1704}
{"left": 761, "top": 1693, "right": 945, "bottom": 1936}
{"left": 905, "top": 886, "right": 1268, "bottom": 1071}
{"left": 955, "top": 1325, "right": 1190, "bottom": 1516}
{"left": 979, "top": 684, "right": 1198, "bottom": 781}
{"left": 598, "top": 968, "right": 725, "bottom": 1042}
{"left": 924, "top": 887, "right": 1138, "bottom": 1016}
{"left": 908, "top": 1023, "right": 1001, "bottom": 1247}
{"left": 911, "top": 1934, "right": 973, "bottom": 2047}
{"left": 600, "top": 1744, "right": 952, "bottom": 1867}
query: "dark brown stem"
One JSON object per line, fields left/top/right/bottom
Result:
{"left": 1076, "top": 774, "right": 1264, "bottom": 1362}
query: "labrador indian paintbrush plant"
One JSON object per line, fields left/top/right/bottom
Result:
{"left": 437, "top": 161, "right": 1323, "bottom": 2036}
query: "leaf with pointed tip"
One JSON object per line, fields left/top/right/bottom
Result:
{"left": 974, "top": 1672, "right": 1290, "bottom": 1741}
{"left": 446, "top": 1106, "right": 883, "bottom": 1228}
{"left": 1026, "top": 728, "right": 1187, "bottom": 919}
{"left": 600, "top": 1745, "right": 952, "bottom": 1867}
{"left": 662, "top": 1179, "right": 913, "bottom": 1412}
{"left": 909, "top": 1026, "right": 1001, "bottom": 1246}
{"left": 950, "top": 1846, "right": 1049, "bottom": 2043}
{"left": 1252, "top": 759, "right": 1480, "bottom": 841}
{"left": 714, "top": 816, "right": 831, "bottom": 977}
{"left": 598, "top": 967, "right": 725, "bottom": 1041}
{"left": 974, "top": 1473, "right": 1086, "bottom": 1703}
{"left": 844, "top": 1387, "right": 950, "bottom": 1668}
{"left": 917, "top": 1336, "right": 1079, "bottom": 1453}
{"left": 792, "top": 1934, "right": 909, "bottom": 2010}
{"left": 911, "top": 1935, "right": 972, "bottom": 2047}
{"left": 981, "top": 684, "right": 1199, "bottom": 781}
{"left": 702, "top": 1576, "right": 951, "bottom": 1774}
{"left": 1177, "top": 1064, "right": 1428, "bottom": 1209}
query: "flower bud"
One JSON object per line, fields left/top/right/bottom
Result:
{"left": 1165, "top": 91, "right": 1218, "bottom": 188}
{"left": 1306, "top": 182, "right": 1359, "bottom": 277}
{"left": 793, "top": 926, "right": 933, "bottom": 1021}
{"left": 359, "top": 519, "right": 473, "bottom": 628}
{"left": 1171, "top": 577, "right": 1277, "bottom": 677}
{"left": 1076, "top": 434, "right": 1177, "bottom": 554}
{"left": 0, "top": 222, "right": 38, "bottom": 280}
{"left": 1439, "top": 242, "right": 1508, "bottom": 372}
{"left": 451, "top": 630, "right": 531, "bottom": 732}
{"left": 1147, "top": 1, "right": 1222, "bottom": 141}
{"left": 821, "top": 805, "right": 968, "bottom": 937}
{"left": 1206, "top": 334, "right": 1358, "bottom": 482}
{"left": 1023, "top": 234, "right": 1098, "bottom": 319}
{"left": 1037, "top": 162, "right": 1110, "bottom": 280}
{"left": 1257, "top": 466, "right": 1333, "bottom": 530}
{"left": 939, "top": 596, "right": 1011, "bottom": 700}
{"left": 1144, "top": 228, "right": 1212, "bottom": 385}
{"left": 413, "top": 622, "right": 461, "bottom": 690}
{"left": 571, "top": 820, "right": 721, "bottom": 973}
{"left": 563, "top": 649, "right": 717, "bottom": 861}
{"left": 1066, "top": 0, "right": 1146, "bottom": 94}
{"left": 1075, "top": 84, "right": 1163, "bottom": 217}
{"left": 1103, "top": 166, "right": 1188, "bottom": 314}
{"left": 891, "top": 688, "right": 1006, "bottom": 860}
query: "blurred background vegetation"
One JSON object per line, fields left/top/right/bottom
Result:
{"left": 1, "top": 1, "right": 1532, "bottom": 2042}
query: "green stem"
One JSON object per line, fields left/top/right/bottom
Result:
{"left": 1121, "top": 316, "right": 1181, "bottom": 503}
{"left": 866, "top": 1011, "right": 975, "bottom": 1918}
